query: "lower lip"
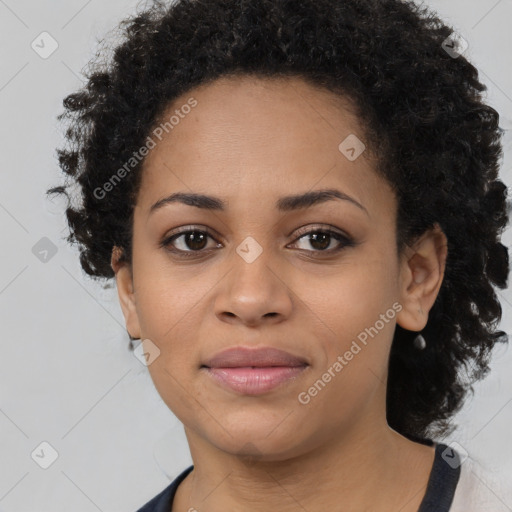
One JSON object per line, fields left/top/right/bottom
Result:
{"left": 203, "top": 366, "right": 307, "bottom": 395}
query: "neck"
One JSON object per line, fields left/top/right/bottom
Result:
{"left": 173, "top": 410, "right": 435, "bottom": 511}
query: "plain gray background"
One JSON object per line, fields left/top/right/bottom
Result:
{"left": 1, "top": 0, "right": 511, "bottom": 510}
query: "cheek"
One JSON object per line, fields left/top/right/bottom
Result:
{"left": 306, "top": 252, "right": 398, "bottom": 334}
{"left": 133, "top": 255, "right": 210, "bottom": 338}
{"left": 130, "top": 278, "right": 206, "bottom": 406}
{"left": 301, "top": 253, "right": 399, "bottom": 392}
{"left": 135, "top": 278, "right": 204, "bottom": 422}
{"left": 296, "top": 276, "right": 397, "bottom": 423}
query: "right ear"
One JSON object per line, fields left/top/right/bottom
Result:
{"left": 111, "top": 246, "right": 141, "bottom": 339}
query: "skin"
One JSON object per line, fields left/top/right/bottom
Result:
{"left": 111, "top": 75, "right": 448, "bottom": 512}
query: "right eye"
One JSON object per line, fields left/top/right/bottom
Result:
{"left": 160, "top": 227, "right": 222, "bottom": 258}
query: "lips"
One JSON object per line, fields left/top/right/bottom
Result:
{"left": 201, "top": 346, "right": 309, "bottom": 395}
{"left": 201, "top": 346, "right": 308, "bottom": 368}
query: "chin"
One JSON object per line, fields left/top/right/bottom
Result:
{"left": 203, "top": 418, "right": 311, "bottom": 461}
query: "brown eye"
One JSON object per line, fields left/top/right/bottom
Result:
{"left": 176, "top": 231, "right": 209, "bottom": 251}
{"left": 290, "top": 227, "right": 355, "bottom": 255}
{"left": 303, "top": 231, "right": 332, "bottom": 251}
{"left": 160, "top": 224, "right": 356, "bottom": 259}
{"left": 160, "top": 228, "right": 221, "bottom": 257}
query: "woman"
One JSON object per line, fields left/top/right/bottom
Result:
{"left": 47, "top": 0, "right": 510, "bottom": 510}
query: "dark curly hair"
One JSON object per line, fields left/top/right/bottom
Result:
{"left": 47, "top": 0, "right": 510, "bottom": 443}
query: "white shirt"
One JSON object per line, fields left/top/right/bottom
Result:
{"left": 450, "top": 455, "right": 511, "bottom": 511}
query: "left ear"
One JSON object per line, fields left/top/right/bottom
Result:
{"left": 395, "top": 223, "right": 448, "bottom": 332}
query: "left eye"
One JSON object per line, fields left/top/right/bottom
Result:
{"left": 160, "top": 227, "right": 354, "bottom": 257}
{"left": 291, "top": 229, "right": 353, "bottom": 252}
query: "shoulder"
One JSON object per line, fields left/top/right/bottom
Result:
{"left": 135, "top": 481, "right": 175, "bottom": 512}
{"left": 450, "top": 455, "right": 511, "bottom": 511}
{"left": 135, "top": 465, "right": 194, "bottom": 512}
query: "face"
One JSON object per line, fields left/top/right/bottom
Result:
{"left": 112, "top": 75, "right": 446, "bottom": 461}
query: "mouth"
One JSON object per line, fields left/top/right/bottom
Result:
{"left": 201, "top": 365, "right": 308, "bottom": 395}
{"left": 200, "top": 346, "right": 309, "bottom": 395}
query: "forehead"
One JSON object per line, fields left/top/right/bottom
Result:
{"left": 135, "top": 75, "right": 392, "bottom": 217}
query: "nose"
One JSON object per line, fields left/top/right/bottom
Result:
{"left": 214, "top": 247, "right": 293, "bottom": 327}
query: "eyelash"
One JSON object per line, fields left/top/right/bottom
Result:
{"left": 159, "top": 224, "right": 356, "bottom": 259}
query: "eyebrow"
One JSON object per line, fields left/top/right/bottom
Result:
{"left": 148, "top": 188, "right": 369, "bottom": 216}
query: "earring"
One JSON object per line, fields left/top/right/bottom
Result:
{"left": 127, "top": 330, "right": 140, "bottom": 351}
{"left": 414, "top": 333, "right": 427, "bottom": 350}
